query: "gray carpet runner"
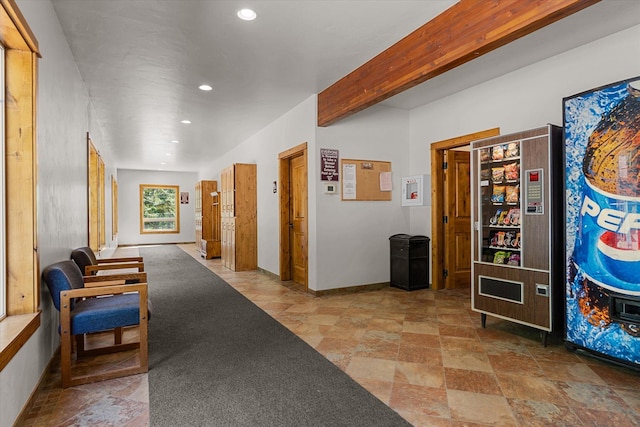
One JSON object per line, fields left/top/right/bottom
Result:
{"left": 142, "top": 245, "right": 410, "bottom": 427}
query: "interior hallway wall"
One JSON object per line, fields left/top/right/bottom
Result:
{"left": 200, "top": 97, "right": 412, "bottom": 292}
{"left": 315, "top": 105, "right": 411, "bottom": 291}
{"left": 1, "top": 1, "right": 117, "bottom": 426}
{"left": 117, "top": 169, "right": 198, "bottom": 246}
{"left": 200, "top": 96, "right": 318, "bottom": 286}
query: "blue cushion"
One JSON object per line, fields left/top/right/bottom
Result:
{"left": 71, "top": 293, "right": 141, "bottom": 335}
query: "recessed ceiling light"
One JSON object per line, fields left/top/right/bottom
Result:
{"left": 181, "top": 119, "right": 191, "bottom": 124}
{"left": 199, "top": 84, "right": 213, "bottom": 91}
{"left": 160, "top": 162, "right": 167, "bottom": 165}
{"left": 171, "top": 140, "right": 179, "bottom": 144}
{"left": 165, "top": 153, "right": 172, "bottom": 156}
{"left": 237, "top": 8, "right": 257, "bottom": 21}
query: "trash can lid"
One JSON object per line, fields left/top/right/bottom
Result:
{"left": 389, "top": 234, "right": 429, "bottom": 241}
{"left": 389, "top": 234, "right": 411, "bottom": 240}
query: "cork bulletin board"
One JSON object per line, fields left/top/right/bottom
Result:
{"left": 340, "top": 158, "right": 392, "bottom": 201}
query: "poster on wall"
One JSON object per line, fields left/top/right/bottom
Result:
{"left": 320, "top": 148, "right": 339, "bottom": 181}
{"left": 180, "top": 192, "right": 189, "bottom": 204}
{"left": 342, "top": 163, "right": 356, "bottom": 199}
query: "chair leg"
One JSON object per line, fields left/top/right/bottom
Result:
{"left": 139, "top": 294, "right": 149, "bottom": 372}
{"left": 61, "top": 326, "right": 73, "bottom": 388}
{"left": 75, "top": 334, "right": 85, "bottom": 356}
{"left": 114, "top": 327, "right": 123, "bottom": 345}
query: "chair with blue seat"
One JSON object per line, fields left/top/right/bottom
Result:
{"left": 71, "top": 246, "right": 146, "bottom": 284}
{"left": 43, "top": 260, "right": 148, "bottom": 388}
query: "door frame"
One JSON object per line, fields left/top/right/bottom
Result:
{"left": 278, "top": 142, "right": 308, "bottom": 287}
{"left": 430, "top": 128, "right": 499, "bottom": 290}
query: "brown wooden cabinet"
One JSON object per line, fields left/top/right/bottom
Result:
{"left": 220, "top": 164, "right": 257, "bottom": 271}
{"left": 195, "top": 180, "right": 221, "bottom": 259}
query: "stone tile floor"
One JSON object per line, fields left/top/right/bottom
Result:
{"left": 20, "top": 244, "right": 640, "bottom": 426}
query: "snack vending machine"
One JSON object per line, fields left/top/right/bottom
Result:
{"left": 471, "top": 125, "right": 564, "bottom": 345}
{"left": 563, "top": 77, "right": 640, "bottom": 368}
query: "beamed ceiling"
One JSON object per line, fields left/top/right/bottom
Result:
{"left": 48, "top": 0, "right": 640, "bottom": 173}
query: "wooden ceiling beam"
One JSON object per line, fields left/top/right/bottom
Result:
{"left": 317, "top": 0, "right": 600, "bottom": 127}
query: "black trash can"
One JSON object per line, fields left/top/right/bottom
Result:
{"left": 389, "top": 234, "right": 430, "bottom": 291}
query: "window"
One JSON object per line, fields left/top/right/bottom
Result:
{"left": 0, "top": 0, "right": 41, "bottom": 370}
{"left": 0, "top": 44, "right": 5, "bottom": 320}
{"left": 88, "top": 137, "right": 106, "bottom": 250}
{"left": 112, "top": 175, "right": 118, "bottom": 240}
{"left": 140, "top": 184, "right": 180, "bottom": 233}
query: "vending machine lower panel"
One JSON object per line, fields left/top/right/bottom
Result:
{"left": 565, "top": 269, "right": 640, "bottom": 368}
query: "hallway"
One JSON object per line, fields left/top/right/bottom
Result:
{"left": 21, "top": 245, "right": 640, "bottom": 426}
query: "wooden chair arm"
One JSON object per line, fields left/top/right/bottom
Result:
{"left": 83, "top": 271, "right": 147, "bottom": 283}
{"left": 83, "top": 279, "right": 126, "bottom": 288}
{"left": 96, "top": 256, "right": 143, "bottom": 264}
{"left": 61, "top": 282, "right": 147, "bottom": 300}
{"left": 85, "top": 262, "right": 144, "bottom": 275}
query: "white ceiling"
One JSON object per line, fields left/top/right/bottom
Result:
{"left": 49, "top": 0, "right": 640, "bottom": 173}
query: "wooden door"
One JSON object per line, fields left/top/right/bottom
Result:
{"left": 444, "top": 150, "right": 472, "bottom": 289}
{"left": 431, "top": 128, "right": 500, "bottom": 290}
{"left": 290, "top": 154, "right": 307, "bottom": 285}
{"left": 278, "top": 143, "right": 308, "bottom": 288}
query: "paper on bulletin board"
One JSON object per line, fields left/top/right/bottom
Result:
{"left": 342, "top": 163, "right": 356, "bottom": 199}
{"left": 379, "top": 172, "right": 392, "bottom": 191}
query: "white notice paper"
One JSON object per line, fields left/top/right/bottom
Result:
{"left": 379, "top": 172, "right": 392, "bottom": 191}
{"left": 342, "top": 163, "right": 356, "bottom": 199}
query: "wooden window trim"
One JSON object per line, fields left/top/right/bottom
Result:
{"left": 0, "top": 0, "right": 41, "bottom": 369}
{"left": 112, "top": 175, "right": 118, "bottom": 240}
{"left": 139, "top": 184, "right": 181, "bottom": 234}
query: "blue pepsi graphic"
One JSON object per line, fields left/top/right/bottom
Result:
{"left": 565, "top": 79, "right": 640, "bottom": 365}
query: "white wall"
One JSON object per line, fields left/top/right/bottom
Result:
{"left": 200, "top": 96, "right": 318, "bottom": 279}
{"left": 117, "top": 169, "right": 198, "bottom": 245}
{"left": 198, "top": 97, "right": 412, "bottom": 292}
{"left": 1, "top": 1, "right": 116, "bottom": 426}
{"left": 407, "top": 24, "right": 640, "bottom": 236}
{"left": 315, "top": 105, "right": 411, "bottom": 291}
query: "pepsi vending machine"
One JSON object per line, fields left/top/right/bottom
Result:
{"left": 563, "top": 76, "right": 640, "bottom": 368}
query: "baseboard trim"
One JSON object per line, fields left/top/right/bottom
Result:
{"left": 255, "top": 268, "right": 391, "bottom": 297}
{"left": 257, "top": 267, "right": 280, "bottom": 281}
{"left": 13, "top": 345, "right": 60, "bottom": 427}
{"left": 119, "top": 242, "right": 195, "bottom": 247}
{"left": 311, "top": 282, "right": 391, "bottom": 297}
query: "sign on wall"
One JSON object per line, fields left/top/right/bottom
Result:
{"left": 180, "top": 192, "right": 189, "bottom": 204}
{"left": 320, "top": 148, "right": 339, "bottom": 181}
